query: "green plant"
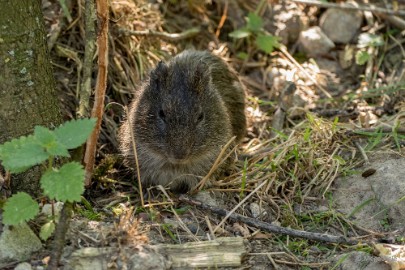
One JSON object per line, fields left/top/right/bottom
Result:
{"left": 229, "top": 11, "right": 280, "bottom": 57}
{"left": 353, "top": 127, "right": 405, "bottom": 151}
{"left": 0, "top": 118, "right": 96, "bottom": 239}
{"left": 239, "top": 158, "right": 248, "bottom": 198}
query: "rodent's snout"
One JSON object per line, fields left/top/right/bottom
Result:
{"left": 167, "top": 147, "right": 191, "bottom": 164}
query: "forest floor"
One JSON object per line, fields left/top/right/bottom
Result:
{"left": 4, "top": 0, "right": 405, "bottom": 269}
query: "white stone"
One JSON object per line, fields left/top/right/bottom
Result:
{"left": 299, "top": 26, "right": 335, "bottom": 56}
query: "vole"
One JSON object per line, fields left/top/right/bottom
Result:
{"left": 119, "top": 50, "right": 246, "bottom": 192}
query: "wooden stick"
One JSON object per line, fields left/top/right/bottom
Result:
{"left": 179, "top": 195, "right": 359, "bottom": 245}
{"left": 156, "top": 237, "right": 246, "bottom": 268}
{"left": 289, "top": 0, "right": 405, "bottom": 16}
{"left": 117, "top": 27, "right": 201, "bottom": 42}
{"left": 84, "top": 0, "right": 109, "bottom": 186}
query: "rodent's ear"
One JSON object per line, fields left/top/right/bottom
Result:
{"left": 155, "top": 61, "right": 168, "bottom": 75}
{"left": 150, "top": 61, "right": 168, "bottom": 89}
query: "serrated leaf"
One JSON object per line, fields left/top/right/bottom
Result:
{"left": 355, "top": 51, "right": 370, "bottom": 65}
{"left": 229, "top": 28, "right": 251, "bottom": 39}
{"left": 246, "top": 12, "right": 263, "bottom": 32}
{"left": 41, "top": 162, "right": 85, "bottom": 202}
{"left": 255, "top": 34, "right": 280, "bottom": 54}
{"left": 2, "top": 192, "right": 39, "bottom": 225}
{"left": 34, "top": 126, "right": 55, "bottom": 145}
{"left": 54, "top": 118, "right": 96, "bottom": 149}
{"left": 0, "top": 135, "right": 49, "bottom": 173}
{"left": 40, "top": 221, "right": 56, "bottom": 240}
{"left": 34, "top": 126, "right": 70, "bottom": 157}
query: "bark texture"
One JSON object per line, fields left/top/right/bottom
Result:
{"left": 0, "top": 0, "right": 62, "bottom": 195}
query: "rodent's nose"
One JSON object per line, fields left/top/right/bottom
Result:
{"left": 168, "top": 147, "right": 191, "bottom": 163}
{"left": 172, "top": 148, "right": 189, "bottom": 160}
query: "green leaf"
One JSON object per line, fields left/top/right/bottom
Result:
{"left": 2, "top": 192, "right": 39, "bottom": 225}
{"left": 236, "top": 52, "right": 249, "bottom": 60}
{"left": 54, "top": 118, "right": 96, "bottom": 149}
{"left": 40, "top": 221, "right": 56, "bottom": 240}
{"left": 246, "top": 12, "right": 263, "bottom": 32}
{"left": 355, "top": 51, "right": 370, "bottom": 65}
{"left": 34, "top": 126, "right": 70, "bottom": 157}
{"left": 255, "top": 34, "right": 280, "bottom": 54}
{"left": 229, "top": 28, "right": 251, "bottom": 39}
{"left": 0, "top": 135, "right": 49, "bottom": 173}
{"left": 41, "top": 162, "right": 85, "bottom": 202}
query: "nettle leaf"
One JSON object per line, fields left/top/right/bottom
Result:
{"left": 34, "top": 126, "right": 70, "bottom": 157}
{"left": 41, "top": 162, "right": 85, "bottom": 202}
{"left": 355, "top": 51, "right": 370, "bottom": 65}
{"left": 2, "top": 192, "right": 39, "bottom": 225}
{"left": 54, "top": 118, "right": 96, "bottom": 149}
{"left": 255, "top": 34, "right": 280, "bottom": 54}
{"left": 246, "top": 12, "right": 263, "bottom": 32}
{"left": 229, "top": 28, "right": 251, "bottom": 39}
{"left": 0, "top": 135, "right": 49, "bottom": 173}
{"left": 40, "top": 221, "right": 56, "bottom": 241}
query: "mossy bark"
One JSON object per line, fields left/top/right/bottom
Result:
{"left": 0, "top": 0, "right": 63, "bottom": 195}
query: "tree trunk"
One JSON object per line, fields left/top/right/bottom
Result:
{"left": 0, "top": 0, "right": 63, "bottom": 195}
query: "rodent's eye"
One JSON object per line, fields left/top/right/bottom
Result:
{"left": 158, "top": 109, "right": 166, "bottom": 121}
{"left": 197, "top": 112, "right": 204, "bottom": 122}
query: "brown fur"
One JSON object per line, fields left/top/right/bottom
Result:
{"left": 118, "top": 50, "right": 246, "bottom": 192}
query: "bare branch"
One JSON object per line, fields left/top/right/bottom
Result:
{"left": 84, "top": 0, "right": 109, "bottom": 186}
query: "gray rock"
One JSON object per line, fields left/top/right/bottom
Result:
{"left": 299, "top": 26, "right": 335, "bottom": 56}
{"left": 320, "top": 7, "right": 363, "bottom": 43}
{"left": 273, "top": 4, "right": 308, "bottom": 45}
{"left": 0, "top": 223, "right": 42, "bottom": 262}
{"left": 14, "top": 262, "right": 33, "bottom": 270}
{"left": 332, "top": 251, "right": 390, "bottom": 270}
{"left": 193, "top": 191, "right": 219, "bottom": 207}
{"left": 333, "top": 154, "right": 405, "bottom": 231}
{"left": 41, "top": 202, "right": 64, "bottom": 216}
{"left": 249, "top": 202, "right": 266, "bottom": 219}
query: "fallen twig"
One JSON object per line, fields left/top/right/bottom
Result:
{"left": 289, "top": 0, "right": 405, "bottom": 16}
{"left": 116, "top": 27, "right": 201, "bottom": 42}
{"left": 346, "top": 127, "right": 405, "bottom": 136}
{"left": 179, "top": 195, "right": 359, "bottom": 245}
{"left": 377, "top": 13, "right": 405, "bottom": 30}
{"left": 195, "top": 136, "right": 236, "bottom": 192}
{"left": 279, "top": 46, "right": 333, "bottom": 100}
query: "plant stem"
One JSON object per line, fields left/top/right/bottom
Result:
{"left": 255, "top": 0, "right": 267, "bottom": 15}
{"left": 48, "top": 155, "right": 54, "bottom": 170}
